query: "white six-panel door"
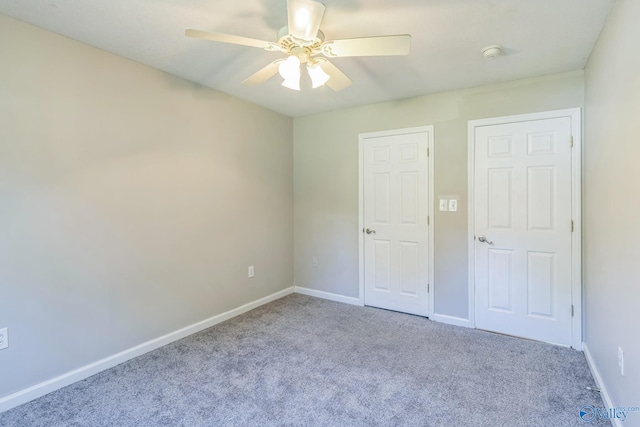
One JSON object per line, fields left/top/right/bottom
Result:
{"left": 473, "top": 116, "right": 574, "bottom": 346}
{"left": 360, "top": 128, "right": 432, "bottom": 316}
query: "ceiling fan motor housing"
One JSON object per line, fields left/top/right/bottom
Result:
{"left": 277, "top": 26, "right": 325, "bottom": 59}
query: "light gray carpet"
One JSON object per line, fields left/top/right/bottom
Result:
{"left": 0, "top": 294, "right": 607, "bottom": 426}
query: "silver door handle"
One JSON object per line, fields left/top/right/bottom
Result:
{"left": 478, "top": 235, "right": 494, "bottom": 245}
{"left": 365, "top": 228, "right": 376, "bottom": 235}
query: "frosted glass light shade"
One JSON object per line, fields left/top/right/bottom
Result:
{"left": 282, "top": 76, "right": 301, "bottom": 90}
{"left": 278, "top": 56, "right": 301, "bottom": 80}
{"left": 308, "top": 63, "right": 330, "bottom": 88}
{"left": 279, "top": 56, "right": 301, "bottom": 90}
{"left": 287, "top": 0, "right": 325, "bottom": 43}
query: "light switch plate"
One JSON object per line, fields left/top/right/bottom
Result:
{"left": 439, "top": 199, "right": 448, "bottom": 211}
{"left": 448, "top": 199, "right": 458, "bottom": 212}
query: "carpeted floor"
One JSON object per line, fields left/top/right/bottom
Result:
{"left": 0, "top": 294, "right": 607, "bottom": 426}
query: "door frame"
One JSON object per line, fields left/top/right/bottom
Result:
{"left": 467, "top": 108, "right": 582, "bottom": 349}
{"left": 358, "top": 125, "right": 435, "bottom": 315}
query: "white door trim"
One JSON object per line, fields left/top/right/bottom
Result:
{"left": 358, "top": 126, "right": 435, "bottom": 315}
{"left": 467, "top": 108, "right": 582, "bottom": 349}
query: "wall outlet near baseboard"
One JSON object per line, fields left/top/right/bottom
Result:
{"left": 0, "top": 328, "right": 8, "bottom": 350}
{"left": 618, "top": 347, "right": 624, "bottom": 376}
{"left": 248, "top": 266, "right": 255, "bottom": 278}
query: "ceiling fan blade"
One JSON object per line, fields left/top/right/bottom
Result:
{"left": 185, "top": 29, "right": 271, "bottom": 49}
{"left": 321, "top": 35, "right": 411, "bottom": 57}
{"left": 317, "top": 60, "right": 352, "bottom": 92}
{"left": 242, "top": 61, "right": 282, "bottom": 85}
{"left": 287, "top": 0, "right": 325, "bottom": 43}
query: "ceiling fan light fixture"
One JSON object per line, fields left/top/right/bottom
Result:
{"left": 287, "top": 0, "right": 325, "bottom": 44}
{"left": 282, "top": 76, "right": 301, "bottom": 91}
{"left": 308, "top": 63, "right": 330, "bottom": 88}
{"left": 279, "top": 56, "right": 301, "bottom": 90}
{"left": 278, "top": 55, "right": 301, "bottom": 79}
{"left": 295, "top": 9, "right": 310, "bottom": 28}
{"left": 186, "top": 0, "right": 409, "bottom": 93}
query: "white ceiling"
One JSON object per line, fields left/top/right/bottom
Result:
{"left": 0, "top": 0, "right": 613, "bottom": 117}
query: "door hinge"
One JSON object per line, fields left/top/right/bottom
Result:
{"left": 571, "top": 304, "right": 574, "bottom": 317}
{"left": 571, "top": 220, "right": 574, "bottom": 232}
{"left": 428, "top": 283, "right": 430, "bottom": 293}
{"left": 426, "top": 147, "right": 430, "bottom": 157}
{"left": 427, "top": 216, "right": 430, "bottom": 226}
{"left": 570, "top": 136, "right": 574, "bottom": 148}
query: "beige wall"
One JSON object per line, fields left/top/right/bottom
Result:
{"left": 0, "top": 14, "right": 293, "bottom": 398}
{"left": 294, "top": 72, "right": 584, "bottom": 320}
{"left": 584, "top": 0, "right": 640, "bottom": 409}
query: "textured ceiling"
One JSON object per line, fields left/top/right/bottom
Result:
{"left": 0, "top": 0, "right": 613, "bottom": 117}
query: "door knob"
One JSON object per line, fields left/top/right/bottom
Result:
{"left": 478, "top": 235, "right": 494, "bottom": 245}
{"left": 365, "top": 228, "right": 376, "bottom": 235}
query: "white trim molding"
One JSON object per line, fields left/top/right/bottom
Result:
{"left": 583, "top": 343, "right": 622, "bottom": 427}
{"left": 358, "top": 125, "right": 435, "bottom": 314}
{"left": 0, "top": 287, "right": 294, "bottom": 414}
{"left": 430, "top": 314, "right": 473, "bottom": 328}
{"left": 467, "top": 108, "right": 582, "bottom": 349}
{"left": 294, "top": 287, "right": 362, "bottom": 306}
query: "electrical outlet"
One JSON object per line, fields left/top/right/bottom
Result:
{"left": 0, "top": 328, "right": 8, "bottom": 350}
{"left": 248, "top": 266, "right": 254, "bottom": 278}
{"left": 618, "top": 347, "right": 624, "bottom": 376}
{"left": 439, "top": 199, "right": 448, "bottom": 211}
{"left": 312, "top": 257, "right": 318, "bottom": 268}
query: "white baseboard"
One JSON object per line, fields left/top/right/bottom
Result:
{"left": 583, "top": 342, "right": 619, "bottom": 427}
{"left": 294, "top": 286, "right": 362, "bottom": 306}
{"left": 294, "top": 289, "right": 473, "bottom": 327}
{"left": 431, "top": 313, "right": 473, "bottom": 328}
{"left": 0, "top": 286, "right": 294, "bottom": 414}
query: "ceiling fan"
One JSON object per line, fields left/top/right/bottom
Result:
{"left": 185, "top": 0, "right": 411, "bottom": 91}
